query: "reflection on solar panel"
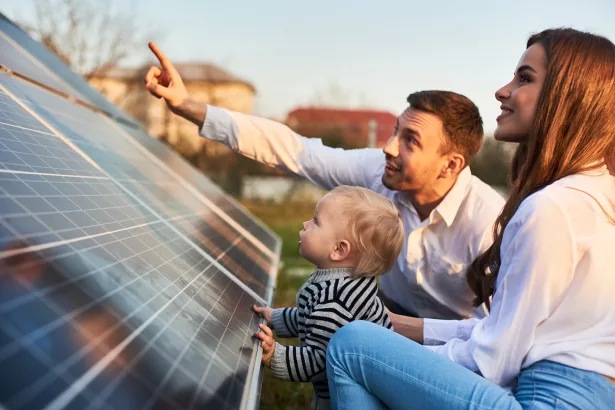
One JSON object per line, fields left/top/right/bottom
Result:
{"left": 0, "top": 13, "right": 280, "bottom": 410}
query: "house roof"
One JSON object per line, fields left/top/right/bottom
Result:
{"left": 94, "top": 63, "right": 255, "bottom": 91}
{"left": 287, "top": 107, "right": 397, "bottom": 146}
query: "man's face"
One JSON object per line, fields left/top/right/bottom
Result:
{"left": 382, "top": 107, "right": 450, "bottom": 192}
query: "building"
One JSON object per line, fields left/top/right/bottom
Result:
{"left": 238, "top": 106, "right": 398, "bottom": 202}
{"left": 89, "top": 63, "right": 255, "bottom": 155}
{"left": 286, "top": 107, "right": 397, "bottom": 148}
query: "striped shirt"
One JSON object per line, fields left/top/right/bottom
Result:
{"left": 271, "top": 268, "right": 393, "bottom": 409}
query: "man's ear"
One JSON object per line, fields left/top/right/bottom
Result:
{"left": 440, "top": 152, "right": 465, "bottom": 178}
{"left": 330, "top": 240, "right": 351, "bottom": 261}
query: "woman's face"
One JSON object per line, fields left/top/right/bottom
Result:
{"left": 494, "top": 44, "right": 548, "bottom": 143}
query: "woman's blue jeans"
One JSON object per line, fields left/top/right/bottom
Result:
{"left": 326, "top": 321, "right": 615, "bottom": 409}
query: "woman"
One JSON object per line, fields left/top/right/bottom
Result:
{"left": 326, "top": 28, "right": 615, "bottom": 409}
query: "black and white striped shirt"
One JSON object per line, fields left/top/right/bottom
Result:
{"left": 270, "top": 268, "right": 393, "bottom": 409}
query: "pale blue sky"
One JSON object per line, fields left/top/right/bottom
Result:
{"left": 6, "top": 0, "right": 615, "bottom": 133}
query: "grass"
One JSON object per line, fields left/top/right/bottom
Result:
{"left": 242, "top": 200, "right": 318, "bottom": 410}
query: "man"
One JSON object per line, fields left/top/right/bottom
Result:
{"left": 144, "top": 42, "right": 505, "bottom": 320}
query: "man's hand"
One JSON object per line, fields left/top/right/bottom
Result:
{"left": 384, "top": 305, "right": 392, "bottom": 317}
{"left": 389, "top": 311, "right": 424, "bottom": 344}
{"left": 144, "top": 42, "right": 188, "bottom": 110}
{"left": 254, "top": 323, "right": 275, "bottom": 368}
{"left": 382, "top": 304, "right": 424, "bottom": 344}
{"left": 144, "top": 42, "right": 206, "bottom": 126}
{"left": 252, "top": 305, "right": 274, "bottom": 326}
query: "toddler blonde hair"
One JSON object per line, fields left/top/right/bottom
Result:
{"left": 330, "top": 186, "right": 404, "bottom": 277}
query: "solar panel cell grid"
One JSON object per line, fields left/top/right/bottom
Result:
{"left": 0, "top": 40, "right": 279, "bottom": 408}
{"left": 0, "top": 75, "right": 275, "bottom": 298}
{"left": 1, "top": 217, "right": 263, "bottom": 409}
{"left": 118, "top": 124, "right": 280, "bottom": 253}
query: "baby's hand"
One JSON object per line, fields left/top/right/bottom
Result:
{"left": 254, "top": 323, "right": 275, "bottom": 368}
{"left": 252, "top": 305, "right": 273, "bottom": 326}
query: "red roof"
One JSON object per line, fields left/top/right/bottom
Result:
{"left": 286, "top": 107, "right": 396, "bottom": 147}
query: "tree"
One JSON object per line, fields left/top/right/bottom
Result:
{"left": 18, "top": 0, "right": 158, "bottom": 80}
{"left": 471, "top": 137, "right": 515, "bottom": 190}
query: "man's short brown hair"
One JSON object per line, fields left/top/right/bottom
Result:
{"left": 407, "top": 90, "right": 484, "bottom": 166}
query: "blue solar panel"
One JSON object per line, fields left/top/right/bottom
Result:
{"left": 0, "top": 14, "right": 279, "bottom": 410}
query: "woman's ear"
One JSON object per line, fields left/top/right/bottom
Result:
{"left": 330, "top": 240, "right": 351, "bottom": 261}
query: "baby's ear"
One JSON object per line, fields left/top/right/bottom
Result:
{"left": 330, "top": 239, "right": 351, "bottom": 261}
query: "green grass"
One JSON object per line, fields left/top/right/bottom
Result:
{"left": 242, "top": 200, "right": 317, "bottom": 410}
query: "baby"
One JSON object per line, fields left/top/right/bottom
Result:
{"left": 253, "top": 185, "right": 404, "bottom": 410}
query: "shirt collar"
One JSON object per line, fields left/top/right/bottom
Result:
{"left": 396, "top": 167, "right": 473, "bottom": 226}
{"left": 580, "top": 162, "right": 610, "bottom": 176}
{"left": 559, "top": 164, "right": 615, "bottom": 210}
{"left": 434, "top": 167, "right": 473, "bottom": 227}
{"left": 310, "top": 267, "right": 355, "bottom": 283}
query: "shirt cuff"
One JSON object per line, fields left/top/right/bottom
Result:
{"left": 423, "top": 318, "right": 459, "bottom": 346}
{"left": 271, "top": 308, "right": 293, "bottom": 337}
{"left": 271, "top": 308, "right": 285, "bottom": 333}
{"left": 423, "top": 318, "right": 480, "bottom": 345}
{"left": 198, "top": 105, "right": 235, "bottom": 144}
{"left": 270, "top": 342, "right": 290, "bottom": 380}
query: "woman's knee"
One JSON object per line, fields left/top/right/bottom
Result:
{"left": 328, "top": 321, "right": 382, "bottom": 362}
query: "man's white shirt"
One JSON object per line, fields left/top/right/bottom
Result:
{"left": 200, "top": 106, "right": 505, "bottom": 319}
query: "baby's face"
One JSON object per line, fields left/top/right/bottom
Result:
{"left": 299, "top": 193, "right": 348, "bottom": 267}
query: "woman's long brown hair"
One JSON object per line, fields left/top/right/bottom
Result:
{"left": 467, "top": 28, "right": 615, "bottom": 310}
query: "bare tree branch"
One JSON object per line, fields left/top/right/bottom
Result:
{"left": 18, "top": 0, "right": 162, "bottom": 80}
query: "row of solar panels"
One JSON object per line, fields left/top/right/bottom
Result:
{"left": 0, "top": 13, "right": 280, "bottom": 410}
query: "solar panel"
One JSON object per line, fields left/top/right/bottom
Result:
{"left": 0, "top": 15, "right": 279, "bottom": 410}
{"left": 1, "top": 76, "right": 276, "bottom": 299}
{"left": 117, "top": 125, "right": 280, "bottom": 254}
{"left": 0, "top": 29, "right": 79, "bottom": 99}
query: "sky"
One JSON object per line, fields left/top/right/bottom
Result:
{"left": 6, "top": 0, "right": 615, "bottom": 134}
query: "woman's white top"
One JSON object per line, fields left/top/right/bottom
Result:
{"left": 423, "top": 166, "right": 615, "bottom": 389}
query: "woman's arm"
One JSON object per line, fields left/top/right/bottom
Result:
{"left": 427, "top": 193, "right": 577, "bottom": 387}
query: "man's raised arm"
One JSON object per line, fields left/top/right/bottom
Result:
{"left": 144, "top": 42, "right": 383, "bottom": 190}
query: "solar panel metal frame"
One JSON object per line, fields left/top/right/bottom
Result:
{"left": 0, "top": 16, "right": 280, "bottom": 410}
